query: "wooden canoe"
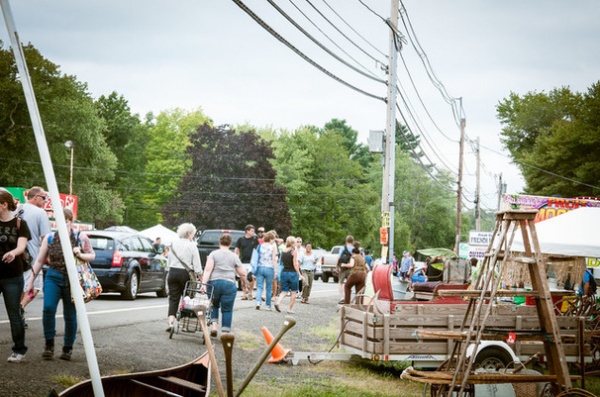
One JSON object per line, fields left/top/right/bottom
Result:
{"left": 49, "top": 352, "right": 211, "bottom": 397}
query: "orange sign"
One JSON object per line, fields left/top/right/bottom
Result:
{"left": 380, "top": 227, "right": 388, "bottom": 245}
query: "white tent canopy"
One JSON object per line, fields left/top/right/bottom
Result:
{"left": 511, "top": 207, "right": 600, "bottom": 258}
{"left": 139, "top": 224, "right": 179, "bottom": 246}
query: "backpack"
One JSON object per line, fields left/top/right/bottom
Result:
{"left": 337, "top": 246, "right": 352, "bottom": 270}
{"left": 586, "top": 269, "right": 597, "bottom": 295}
{"left": 15, "top": 214, "right": 32, "bottom": 271}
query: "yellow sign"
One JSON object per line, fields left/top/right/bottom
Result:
{"left": 381, "top": 211, "right": 390, "bottom": 228}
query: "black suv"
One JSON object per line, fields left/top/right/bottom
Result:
{"left": 83, "top": 230, "right": 168, "bottom": 300}
{"left": 196, "top": 229, "right": 245, "bottom": 267}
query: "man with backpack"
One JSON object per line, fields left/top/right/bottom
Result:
{"left": 337, "top": 235, "right": 354, "bottom": 304}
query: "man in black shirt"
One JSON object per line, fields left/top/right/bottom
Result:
{"left": 234, "top": 224, "right": 258, "bottom": 300}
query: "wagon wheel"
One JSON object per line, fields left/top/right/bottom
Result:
{"left": 585, "top": 334, "right": 600, "bottom": 373}
{"left": 556, "top": 388, "right": 597, "bottom": 397}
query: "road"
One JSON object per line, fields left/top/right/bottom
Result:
{"left": 0, "top": 278, "right": 342, "bottom": 396}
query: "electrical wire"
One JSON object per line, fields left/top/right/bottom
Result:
{"left": 303, "top": 0, "right": 385, "bottom": 66}
{"left": 267, "top": 0, "right": 386, "bottom": 84}
{"left": 230, "top": 0, "right": 385, "bottom": 102}
{"left": 320, "top": 0, "right": 387, "bottom": 58}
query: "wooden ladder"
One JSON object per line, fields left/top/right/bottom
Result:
{"left": 418, "top": 210, "right": 572, "bottom": 395}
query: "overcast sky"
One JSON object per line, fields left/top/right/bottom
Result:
{"left": 2, "top": 1, "right": 599, "bottom": 212}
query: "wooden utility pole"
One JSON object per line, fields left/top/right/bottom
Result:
{"left": 475, "top": 137, "right": 481, "bottom": 231}
{"left": 455, "top": 117, "right": 466, "bottom": 253}
{"left": 381, "top": 0, "right": 399, "bottom": 264}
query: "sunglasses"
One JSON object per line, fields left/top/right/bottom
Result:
{"left": 37, "top": 194, "right": 48, "bottom": 200}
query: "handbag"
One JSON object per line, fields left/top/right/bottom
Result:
{"left": 250, "top": 244, "right": 261, "bottom": 274}
{"left": 171, "top": 247, "right": 197, "bottom": 283}
{"left": 75, "top": 257, "right": 103, "bottom": 303}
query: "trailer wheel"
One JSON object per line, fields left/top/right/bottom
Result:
{"left": 474, "top": 347, "right": 513, "bottom": 370}
{"left": 322, "top": 274, "right": 330, "bottom": 283}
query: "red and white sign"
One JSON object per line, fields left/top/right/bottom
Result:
{"left": 43, "top": 194, "right": 78, "bottom": 220}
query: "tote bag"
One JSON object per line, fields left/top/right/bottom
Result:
{"left": 75, "top": 257, "right": 103, "bottom": 303}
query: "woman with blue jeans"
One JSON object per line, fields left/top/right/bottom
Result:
{"left": 28, "top": 208, "right": 95, "bottom": 361}
{"left": 0, "top": 188, "right": 31, "bottom": 363}
{"left": 202, "top": 233, "right": 246, "bottom": 336}
{"left": 254, "top": 231, "right": 277, "bottom": 310}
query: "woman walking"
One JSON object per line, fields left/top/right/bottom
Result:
{"left": 202, "top": 233, "right": 246, "bottom": 337}
{"left": 274, "top": 236, "right": 303, "bottom": 314}
{"left": 341, "top": 242, "right": 369, "bottom": 304}
{"left": 254, "top": 231, "right": 277, "bottom": 310}
{"left": 299, "top": 242, "right": 318, "bottom": 304}
{"left": 27, "top": 208, "right": 95, "bottom": 361}
{"left": 0, "top": 189, "right": 31, "bottom": 362}
{"left": 166, "top": 223, "right": 202, "bottom": 334}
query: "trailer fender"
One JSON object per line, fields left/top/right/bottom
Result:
{"left": 466, "top": 341, "right": 520, "bottom": 369}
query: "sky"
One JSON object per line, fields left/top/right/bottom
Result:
{"left": 2, "top": 0, "right": 599, "bottom": 212}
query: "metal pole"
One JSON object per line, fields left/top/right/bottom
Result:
{"left": 384, "top": 0, "right": 399, "bottom": 264}
{"left": 0, "top": 2, "right": 104, "bottom": 396}
{"left": 69, "top": 146, "right": 73, "bottom": 196}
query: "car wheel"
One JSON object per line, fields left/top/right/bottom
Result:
{"left": 122, "top": 271, "right": 139, "bottom": 300}
{"left": 157, "top": 275, "right": 168, "bottom": 297}
{"left": 474, "top": 347, "right": 513, "bottom": 370}
{"left": 333, "top": 276, "right": 339, "bottom": 283}
{"left": 322, "top": 274, "right": 329, "bottom": 283}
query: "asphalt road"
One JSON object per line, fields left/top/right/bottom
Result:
{"left": 0, "top": 278, "right": 342, "bottom": 396}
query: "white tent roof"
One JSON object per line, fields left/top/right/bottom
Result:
{"left": 511, "top": 207, "right": 600, "bottom": 258}
{"left": 139, "top": 224, "right": 179, "bottom": 246}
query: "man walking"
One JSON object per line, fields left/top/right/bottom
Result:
{"left": 337, "top": 235, "right": 354, "bottom": 303}
{"left": 19, "top": 187, "right": 51, "bottom": 326}
{"left": 234, "top": 225, "right": 258, "bottom": 300}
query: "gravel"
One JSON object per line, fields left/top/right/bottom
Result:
{"left": 0, "top": 291, "right": 342, "bottom": 396}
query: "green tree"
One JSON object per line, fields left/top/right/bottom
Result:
{"left": 143, "top": 108, "right": 212, "bottom": 225}
{"left": 497, "top": 83, "right": 600, "bottom": 197}
{"left": 0, "top": 42, "right": 121, "bottom": 226}
{"left": 163, "top": 123, "right": 292, "bottom": 234}
{"left": 96, "top": 92, "right": 149, "bottom": 228}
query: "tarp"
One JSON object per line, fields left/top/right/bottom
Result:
{"left": 417, "top": 247, "right": 458, "bottom": 259}
{"left": 511, "top": 207, "right": 600, "bottom": 258}
{"left": 139, "top": 224, "right": 178, "bottom": 246}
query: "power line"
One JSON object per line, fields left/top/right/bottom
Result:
{"left": 320, "top": 0, "right": 387, "bottom": 59}
{"left": 267, "top": 0, "right": 386, "bottom": 84}
{"left": 231, "top": 0, "right": 385, "bottom": 102}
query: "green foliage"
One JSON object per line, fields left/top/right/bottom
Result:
{"left": 95, "top": 92, "right": 149, "bottom": 228}
{"left": 162, "top": 123, "right": 291, "bottom": 234}
{"left": 0, "top": 42, "right": 121, "bottom": 225}
{"left": 497, "top": 83, "right": 600, "bottom": 197}
{"left": 144, "top": 108, "right": 211, "bottom": 225}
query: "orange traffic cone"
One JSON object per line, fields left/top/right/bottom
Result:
{"left": 262, "top": 326, "right": 291, "bottom": 363}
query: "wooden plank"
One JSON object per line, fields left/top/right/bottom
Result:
{"left": 437, "top": 290, "right": 575, "bottom": 297}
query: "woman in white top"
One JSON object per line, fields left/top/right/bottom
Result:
{"left": 254, "top": 231, "right": 277, "bottom": 310}
{"left": 166, "top": 223, "right": 202, "bottom": 333}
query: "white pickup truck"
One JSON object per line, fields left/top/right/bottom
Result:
{"left": 320, "top": 245, "right": 343, "bottom": 283}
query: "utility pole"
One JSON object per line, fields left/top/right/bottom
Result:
{"left": 475, "top": 137, "right": 481, "bottom": 231}
{"left": 496, "top": 173, "right": 506, "bottom": 211}
{"left": 455, "top": 117, "right": 466, "bottom": 253}
{"left": 381, "top": 0, "right": 400, "bottom": 264}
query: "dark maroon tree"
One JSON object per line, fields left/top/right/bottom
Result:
{"left": 162, "top": 123, "right": 291, "bottom": 236}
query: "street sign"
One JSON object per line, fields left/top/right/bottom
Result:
{"left": 380, "top": 227, "right": 388, "bottom": 245}
{"left": 381, "top": 212, "right": 390, "bottom": 228}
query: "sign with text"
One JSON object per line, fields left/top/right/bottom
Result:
{"left": 380, "top": 227, "right": 388, "bottom": 245}
{"left": 469, "top": 231, "right": 493, "bottom": 246}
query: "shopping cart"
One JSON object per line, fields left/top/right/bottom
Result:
{"left": 170, "top": 281, "right": 214, "bottom": 344}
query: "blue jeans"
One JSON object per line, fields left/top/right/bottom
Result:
{"left": 255, "top": 266, "right": 274, "bottom": 308}
{"left": 207, "top": 279, "right": 237, "bottom": 332}
{"left": 43, "top": 268, "right": 77, "bottom": 348}
{"left": 280, "top": 271, "right": 299, "bottom": 293}
{"left": 0, "top": 276, "right": 27, "bottom": 355}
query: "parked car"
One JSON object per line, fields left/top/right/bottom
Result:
{"left": 83, "top": 230, "right": 168, "bottom": 300}
{"left": 196, "top": 229, "right": 245, "bottom": 267}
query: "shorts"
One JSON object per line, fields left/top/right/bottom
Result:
{"left": 338, "top": 268, "right": 350, "bottom": 283}
{"left": 243, "top": 263, "right": 253, "bottom": 282}
{"left": 280, "top": 271, "right": 299, "bottom": 293}
{"left": 23, "top": 268, "right": 43, "bottom": 292}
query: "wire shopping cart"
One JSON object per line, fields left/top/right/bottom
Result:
{"left": 170, "top": 281, "right": 214, "bottom": 344}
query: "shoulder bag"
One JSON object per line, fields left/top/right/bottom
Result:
{"left": 75, "top": 256, "right": 103, "bottom": 303}
{"left": 171, "top": 247, "right": 197, "bottom": 283}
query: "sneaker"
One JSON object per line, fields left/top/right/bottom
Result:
{"left": 266, "top": 306, "right": 272, "bottom": 311}
{"left": 255, "top": 305, "right": 260, "bottom": 310}
{"left": 60, "top": 348, "right": 72, "bottom": 361}
{"left": 42, "top": 346, "right": 54, "bottom": 360}
{"left": 7, "top": 353, "right": 25, "bottom": 363}
{"left": 274, "top": 304, "right": 281, "bottom": 312}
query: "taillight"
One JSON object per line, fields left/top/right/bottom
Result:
{"left": 112, "top": 251, "right": 123, "bottom": 267}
